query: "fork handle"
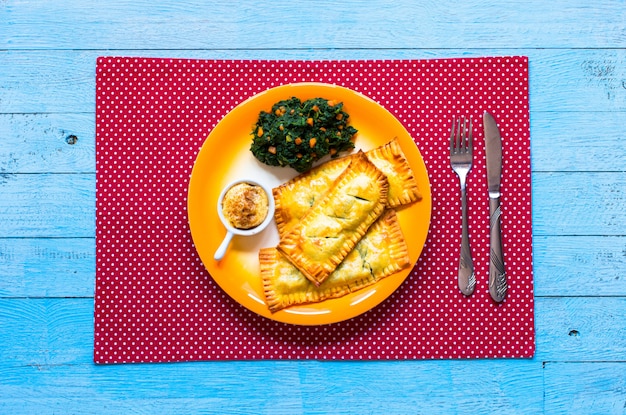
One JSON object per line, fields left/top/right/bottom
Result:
{"left": 488, "top": 196, "right": 507, "bottom": 302}
{"left": 458, "top": 186, "right": 476, "bottom": 296}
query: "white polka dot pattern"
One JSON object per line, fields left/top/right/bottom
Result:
{"left": 94, "top": 57, "right": 534, "bottom": 363}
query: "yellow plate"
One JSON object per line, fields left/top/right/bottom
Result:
{"left": 188, "top": 83, "right": 431, "bottom": 325}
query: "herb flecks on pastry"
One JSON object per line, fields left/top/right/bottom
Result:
{"left": 366, "top": 138, "right": 422, "bottom": 208}
{"left": 272, "top": 138, "right": 421, "bottom": 238}
{"left": 273, "top": 155, "right": 354, "bottom": 237}
{"left": 261, "top": 209, "right": 410, "bottom": 312}
{"left": 276, "top": 151, "right": 388, "bottom": 286}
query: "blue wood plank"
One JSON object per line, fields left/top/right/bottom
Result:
{"left": 533, "top": 48, "right": 626, "bottom": 112}
{"left": 533, "top": 236, "right": 626, "bottom": 297}
{"left": 529, "top": 111, "right": 626, "bottom": 173}
{"left": 1, "top": 1, "right": 625, "bottom": 49}
{"left": 0, "top": 299, "right": 94, "bottom": 365}
{"left": 536, "top": 297, "right": 626, "bottom": 361}
{"left": 0, "top": 236, "right": 622, "bottom": 298}
{"left": 1, "top": 49, "right": 626, "bottom": 114}
{"left": 531, "top": 172, "right": 626, "bottom": 236}
{"left": 0, "top": 173, "right": 94, "bottom": 238}
{"left": 1, "top": 111, "right": 625, "bottom": 174}
{"left": 0, "top": 297, "right": 544, "bottom": 414}
{"left": 0, "top": 113, "right": 94, "bottom": 174}
{"left": 544, "top": 362, "right": 626, "bottom": 415}
{"left": 2, "top": 298, "right": 625, "bottom": 365}
{"left": 4, "top": 296, "right": 626, "bottom": 413}
{"left": 0, "top": 360, "right": 544, "bottom": 415}
{"left": 0, "top": 238, "right": 95, "bottom": 298}
{"left": 1, "top": 235, "right": 624, "bottom": 298}
{"left": 0, "top": 172, "right": 623, "bottom": 238}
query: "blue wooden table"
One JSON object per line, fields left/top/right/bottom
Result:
{"left": 1, "top": 1, "right": 625, "bottom": 414}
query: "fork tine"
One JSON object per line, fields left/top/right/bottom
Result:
{"left": 456, "top": 116, "right": 465, "bottom": 151}
{"left": 455, "top": 116, "right": 472, "bottom": 152}
{"left": 467, "top": 117, "right": 473, "bottom": 154}
{"left": 450, "top": 118, "right": 456, "bottom": 153}
{"left": 455, "top": 117, "right": 461, "bottom": 151}
{"left": 450, "top": 116, "right": 474, "bottom": 153}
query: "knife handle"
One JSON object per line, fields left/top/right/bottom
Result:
{"left": 488, "top": 197, "right": 507, "bottom": 302}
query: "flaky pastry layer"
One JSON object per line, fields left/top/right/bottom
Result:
{"left": 366, "top": 138, "right": 422, "bottom": 208}
{"left": 261, "top": 209, "right": 411, "bottom": 312}
{"left": 276, "top": 151, "right": 389, "bottom": 286}
{"left": 272, "top": 155, "right": 354, "bottom": 237}
{"left": 272, "top": 138, "right": 421, "bottom": 238}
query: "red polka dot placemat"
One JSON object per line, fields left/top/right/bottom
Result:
{"left": 94, "top": 57, "right": 534, "bottom": 363}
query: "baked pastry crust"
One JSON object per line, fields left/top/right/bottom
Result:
{"left": 276, "top": 151, "right": 389, "bottom": 286}
{"left": 366, "top": 138, "right": 422, "bottom": 208}
{"left": 272, "top": 138, "right": 421, "bottom": 238}
{"left": 272, "top": 155, "right": 354, "bottom": 237}
{"left": 261, "top": 209, "right": 411, "bottom": 312}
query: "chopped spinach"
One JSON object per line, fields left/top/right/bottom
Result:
{"left": 250, "top": 97, "right": 357, "bottom": 173}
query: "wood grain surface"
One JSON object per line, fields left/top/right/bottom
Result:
{"left": 1, "top": 1, "right": 625, "bottom": 414}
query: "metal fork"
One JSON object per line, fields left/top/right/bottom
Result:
{"left": 450, "top": 116, "right": 476, "bottom": 296}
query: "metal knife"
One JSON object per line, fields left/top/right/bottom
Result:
{"left": 483, "top": 112, "right": 507, "bottom": 302}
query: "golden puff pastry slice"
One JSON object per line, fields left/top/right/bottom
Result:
{"left": 261, "top": 209, "right": 411, "bottom": 313}
{"left": 276, "top": 151, "right": 389, "bottom": 286}
{"left": 272, "top": 139, "right": 421, "bottom": 238}
{"left": 273, "top": 155, "right": 354, "bottom": 237}
{"left": 366, "top": 138, "right": 422, "bottom": 208}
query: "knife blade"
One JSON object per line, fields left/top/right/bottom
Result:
{"left": 483, "top": 112, "right": 507, "bottom": 302}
